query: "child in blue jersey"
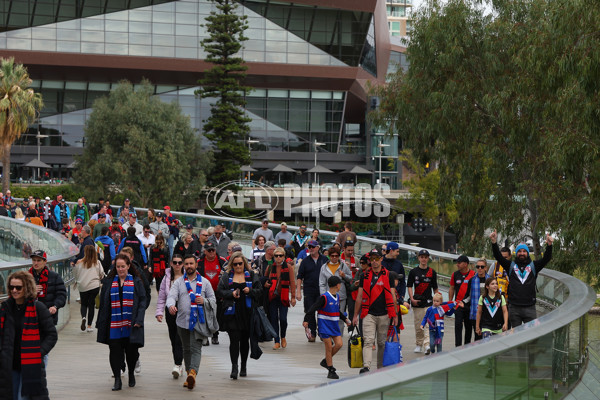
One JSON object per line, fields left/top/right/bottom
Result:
{"left": 303, "top": 275, "right": 351, "bottom": 379}
{"left": 420, "top": 293, "right": 463, "bottom": 354}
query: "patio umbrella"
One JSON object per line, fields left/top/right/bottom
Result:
{"left": 269, "top": 164, "right": 297, "bottom": 185}
{"left": 343, "top": 165, "right": 373, "bottom": 184}
{"left": 306, "top": 164, "right": 333, "bottom": 185}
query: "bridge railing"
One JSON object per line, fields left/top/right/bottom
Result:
{"left": 0, "top": 216, "right": 79, "bottom": 329}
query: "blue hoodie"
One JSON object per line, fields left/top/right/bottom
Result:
{"left": 95, "top": 235, "right": 116, "bottom": 260}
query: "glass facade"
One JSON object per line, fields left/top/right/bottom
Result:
{"left": 242, "top": 0, "right": 375, "bottom": 74}
{"left": 17, "top": 83, "right": 346, "bottom": 153}
{"left": 0, "top": 0, "right": 346, "bottom": 66}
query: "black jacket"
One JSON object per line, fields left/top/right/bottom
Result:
{"left": 492, "top": 243, "right": 553, "bottom": 306}
{"left": 75, "top": 235, "right": 95, "bottom": 262}
{"left": 96, "top": 275, "right": 147, "bottom": 346}
{"left": 216, "top": 270, "right": 262, "bottom": 331}
{"left": 30, "top": 268, "right": 67, "bottom": 326}
{"left": 297, "top": 254, "right": 329, "bottom": 294}
{"left": 0, "top": 299, "right": 57, "bottom": 400}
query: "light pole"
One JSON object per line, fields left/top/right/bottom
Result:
{"left": 36, "top": 125, "right": 48, "bottom": 181}
{"left": 246, "top": 139, "right": 259, "bottom": 181}
{"left": 377, "top": 141, "right": 390, "bottom": 185}
{"left": 313, "top": 139, "right": 325, "bottom": 185}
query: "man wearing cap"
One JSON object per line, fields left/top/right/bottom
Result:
{"left": 407, "top": 249, "right": 439, "bottom": 354}
{"left": 123, "top": 212, "right": 143, "bottom": 236}
{"left": 208, "top": 224, "right": 231, "bottom": 259}
{"left": 138, "top": 225, "right": 155, "bottom": 260}
{"left": 252, "top": 219, "right": 274, "bottom": 247}
{"left": 109, "top": 218, "right": 126, "bottom": 247}
{"left": 296, "top": 240, "right": 329, "bottom": 341}
{"left": 197, "top": 242, "right": 226, "bottom": 345}
{"left": 93, "top": 213, "right": 110, "bottom": 239}
{"left": 448, "top": 254, "right": 476, "bottom": 347}
{"left": 185, "top": 224, "right": 200, "bottom": 242}
{"left": 150, "top": 211, "right": 170, "bottom": 238}
{"left": 381, "top": 242, "right": 408, "bottom": 312}
{"left": 352, "top": 249, "right": 397, "bottom": 373}
{"left": 30, "top": 250, "right": 67, "bottom": 326}
{"left": 275, "top": 222, "right": 293, "bottom": 245}
{"left": 490, "top": 230, "right": 553, "bottom": 327}
{"left": 70, "top": 198, "right": 89, "bottom": 225}
{"left": 54, "top": 198, "right": 70, "bottom": 226}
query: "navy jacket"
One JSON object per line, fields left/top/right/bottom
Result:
{"left": 297, "top": 254, "right": 328, "bottom": 294}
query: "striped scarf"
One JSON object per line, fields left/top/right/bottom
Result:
{"left": 1, "top": 300, "right": 44, "bottom": 395}
{"left": 228, "top": 270, "right": 252, "bottom": 309}
{"left": 109, "top": 274, "right": 135, "bottom": 340}
{"left": 29, "top": 267, "right": 49, "bottom": 299}
{"left": 184, "top": 273, "right": 205, "bottom": 330}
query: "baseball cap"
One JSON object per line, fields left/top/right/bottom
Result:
{"left": 455, "top": 255, "right": 469, "bottom": 263}
{"left": 368, "top": 249, "right": 382, "bottom": 259}
{"left": 98, "top": 213, "right": 106, "bottom": 218}
{"left": 386, "top": 242, "right": 399, "bottom": 251}
{"left": 262, "top": 218, "right": 269, "bottom": 223}
{"left": 418, "top": 249, "right": 430, "bottom": 257}
{"left": 156, "top": 211, "right": 164, "bottom": 217}
{"left": 280, "top": 222, "right": 287, "bottom": 227}
{"left": 163, "top": 206, "right": 170, "bottom": 211}
{"left": 231, "top": 245, "right": 242, "bottom": 252}
{"left": 44, "top": 196, "right": 50, "bottom": 201}
{"left": 31, "top": 250, "right": 47, "bottom": 260}
{"left": 129, "top": 212, "right": 136, "bottom": 217}
{"left": 125, "top": 198, "right": 130, "bottom": 202}
{"left": 343, "top": 240, "right": 355, "bottom": 247}
{"left": 359, "top": 254, "right": 370, "bottom": 264}
{"left": 74, "top": 218, "right": 83, "bottom": 225}
{"left": 112, "top": 219, "right": 119, "bottom": 224}
{"left": 185, "top": 224, "right": 194, "bottom": 229}
{"left": 204, "top": 242, "right": 216, "bottom": 251}
{"left": 307, "top": 240, "right": 320, "bottom": 247}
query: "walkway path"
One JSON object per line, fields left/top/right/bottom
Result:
{"left": 46, "top": 290, "right": 456, "bottom": 399}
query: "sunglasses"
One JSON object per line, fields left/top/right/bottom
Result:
{"left": 307, "top": 245, "right": 315, "bottom": 249}
{"left": 206, "top": 249, "right": 215, "bottom": 252}
{"left": 476, "top": 265, "right": 487, "bottom": 269}
{"left": 370, "top": 256, "right": 382, "bottom": 261}
{"left": 329, "top": 254, "right": 340, "bottom": 257}
{"left": 232, "top": 262, "right": 244, "bottom": 266}
{"left": 9, "top": 285, "right": 23, "bottom": 291}
{"left": 172, "top": 261, "right": 183, "bottom": 265}
{"left": 274, "top": 254, "right": 285, "bottom": 258}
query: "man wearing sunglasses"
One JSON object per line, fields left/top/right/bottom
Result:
{"left": 296, "top": 240, "right": 328, "bottom": 342}
{"left": 197, "top": 242, "right": 226, "bottom": 345}
{"left": 469, "top": 258, "right": 489, "bottom": 341}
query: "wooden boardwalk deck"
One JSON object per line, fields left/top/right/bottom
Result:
{"left": 46, "top": 290, "right": 456, "bottom": 399}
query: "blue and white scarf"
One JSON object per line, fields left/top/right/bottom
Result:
{"left": 184, "top": 272, "right": 205, "bottom": 331}
{"left": 109, "top": 274, "right": 135, "bottom": 339}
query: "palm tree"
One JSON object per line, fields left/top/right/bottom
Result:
{"left": 0, "top": 58, "right": 43, "bottom": 193}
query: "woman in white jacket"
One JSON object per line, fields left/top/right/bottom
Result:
{"left": 73, "top": 245, "right": 105, "bottom": 332}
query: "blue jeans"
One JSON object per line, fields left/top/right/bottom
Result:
{"left": 11, "top": 370, "right": 32, "bottom": 400}
{"left": 269, "top": 298, "right": 288, "bottom": 343}
{"left": 429, "top": 330, "right": 443, "bottom": 353}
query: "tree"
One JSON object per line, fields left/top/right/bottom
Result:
{"left": 74, "top": 80, "right": 209, "bottom": 209}
{"left": 196, "top": 0, "right": 251, "bottom": 184}
{"left": 370, "top": 0, "right": 600, "bottom": 281}
{"left": 0, "top": 58, "right": 43, "bottom": 193}
{"left": 398, "top": 150, "right": 458, "bottom": 252}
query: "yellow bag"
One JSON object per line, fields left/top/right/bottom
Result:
{"left": 348, "top": 327, "right": 363, "bottom": 368}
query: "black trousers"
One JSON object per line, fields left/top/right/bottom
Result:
{"left": 227, "top": 329, "right": 250, "bottom": 366}
{"left": 454, "top": 305, "right": 472, "bottom": 347}
{"left": 303, "top": 291, "right": 319, "bottom": 336}
{"left": 79, "top": 287, "right": 100, "bottom": 324}
{"left": 109, "top": 338, "right": 139, "bottom": 377}
{"left": 165, "top": 308, "right": 183, "bottom": 365}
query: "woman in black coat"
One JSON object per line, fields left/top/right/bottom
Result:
{"left": 96, "top": 254, "right": 147, "bottom": 391}
{"left": 216, "top": 251, "right": 262, "bottom": 380}
{"left": 0, "top": 270, "right": 57, "bottom": 400}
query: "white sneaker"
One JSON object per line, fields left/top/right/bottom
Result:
{"left": 135, "top": 359, "right": 141, "bottom": 374}
{"left": 86, "top": 327, "right": 94, "bottom": 332}
{"left": 172, "top": 365, "right": 181, "bottom": 379}
{"left": 413, "top": 346, "right": 422, "bottom": 353}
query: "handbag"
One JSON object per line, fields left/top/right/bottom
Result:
{"left": 347, "top": 326, "right": 363, "bottom": 368}
{"left": 382, "top": 326, "right": 403, "bottom": 367}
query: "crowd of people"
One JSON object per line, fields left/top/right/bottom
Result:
{"left": 0, "top": 194, "right": 555, "bottom": 398}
